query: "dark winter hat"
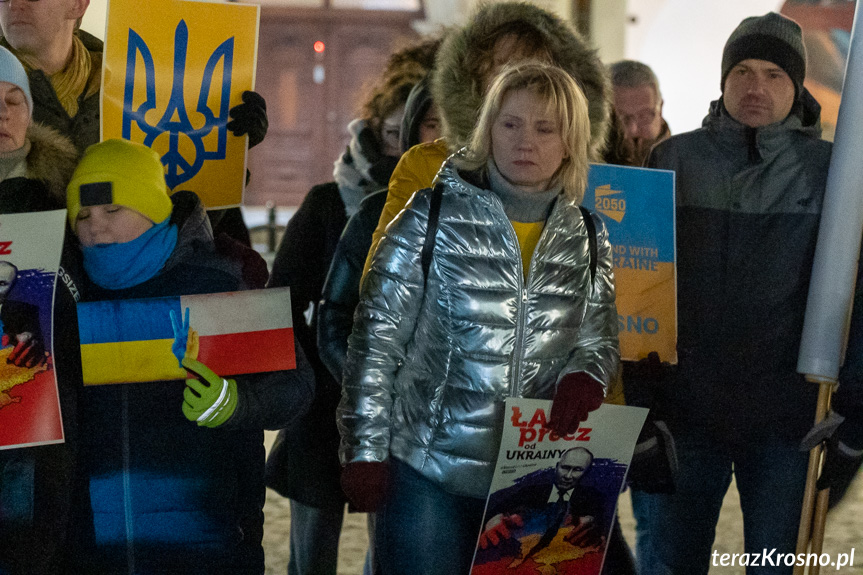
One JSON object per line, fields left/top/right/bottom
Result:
{"left": 400, "top": 77, "right": 434, "bottom": 153}
{"left": 721, "top": 12, "right": 805, "bottom": 96}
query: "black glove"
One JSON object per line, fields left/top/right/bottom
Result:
{"left": 341, "top": 461, "right": 389, "bottom": 513}
{"left": 228, "top": 91, "right": 268, "bottom": 148}
{"left": 628, "top": 418, "right": 677, "bottom": 493}
{"left": 800, "top": 409, "right": 863, "bottom": 508}
{"left": 621, "top": 351, "right": 673, "bottom": 409}
{"left": 817, "top": 436, "right": 863, "bottom": 508}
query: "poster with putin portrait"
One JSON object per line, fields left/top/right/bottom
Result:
{"left": 471, "top": 399, "right": 647, "bottom": 575}
{"left": 0, "top": 210, "right": 66, "bottom": 450}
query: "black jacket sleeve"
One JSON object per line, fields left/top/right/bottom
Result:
{"left": 224, "top": 340, "right": 315, "bottom": 430}
{"left": 268, "top": 183, "right": 344, "bottom": 382}
{"left": 318, "top": 190, "right": 387, "bottom": 381}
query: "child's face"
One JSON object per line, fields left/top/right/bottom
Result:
{"left": 75, "top": 205, "right": 154, "bottom": 247}
{"left": 418, "top": 103, "right": 442, "bottom": 144}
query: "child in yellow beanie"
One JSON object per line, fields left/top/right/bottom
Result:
{"left": 67, "top": 139, "right": 175, "bottom": 289}
{"left": 66, "top": 138, "right": 314, "bottom": 574}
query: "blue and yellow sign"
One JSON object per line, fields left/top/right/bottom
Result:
{"left": 584, "top": 164, "right": 676, "bottom": 363}
{"left": 102, "top": 0, "right": 260, "bottom": 209}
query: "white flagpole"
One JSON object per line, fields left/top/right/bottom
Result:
{"left": 795, "top": 2, "right": 863, "bottom": 569}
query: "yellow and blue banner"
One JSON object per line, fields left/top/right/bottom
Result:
{"left": 101, "top": 0, "right": 260, "bottom": 209}
{"left": 584, "top": 164, "right": 676, "bottom": 363}
{"left": 78, "top": 288, "right": 295, "bottom": 386}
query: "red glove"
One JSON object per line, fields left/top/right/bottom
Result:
{"left": 340, "top": 461, "right": 389, "bottom": 513}
{"left": 564, "top": 516, "right": 605, "bottom": 551}
{"left": 478, "top": 513, "right": 524, "bottom": 549}
{"left": 7, "top": 333, "right": 45, "bottom": 368}
{"left": 548, "top": 372, "right": 604, "bottom": 435}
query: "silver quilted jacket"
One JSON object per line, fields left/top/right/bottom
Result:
{"left": 337, "top": 160, "right": 619, "bottom": 498}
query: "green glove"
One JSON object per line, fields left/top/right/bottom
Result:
{"left": 181, "top": 357, "right": 237, "bottom": 428}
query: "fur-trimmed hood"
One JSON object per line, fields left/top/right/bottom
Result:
{"left": 431, "top": 1, "right": 611, "bottom": 159}
{"left": 25, "top": 122, "right": 79, "bottom": 203}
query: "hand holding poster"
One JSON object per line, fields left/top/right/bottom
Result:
{"left": 583, "top": 164, "right": 676, "bottom": 363}
{"left": 0, "top": 210, "right": 66, "bottom": 450}
{"left": 471, "top": 399, "right": 647, "bottom": 575}
{"left": 102, "top": 0, "right": 261, "bottom": 208}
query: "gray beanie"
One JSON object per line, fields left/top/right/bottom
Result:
{"left": 0, "top": 46, "right": 32, "bottom": 118}
{"left": 721, "top": 12, "right": 805, "bottom": 97}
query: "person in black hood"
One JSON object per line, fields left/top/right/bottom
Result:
{"left": 307, "top": 75, "right": 441, "bottom": 575}
{"left": 264, "top": 37, "right": 440, "bottom": 575}
{"left": 317, "top": 77, "right": 441, "bottom": 386}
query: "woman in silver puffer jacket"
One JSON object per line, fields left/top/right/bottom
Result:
{"left": 338, "top": 62, "right": 619, "bottom": 574}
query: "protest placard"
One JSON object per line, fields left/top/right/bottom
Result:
{"left": 102, "top": 0, "right": 260, "bottom": 208}
{"left": 0, "top": 210, "right": 67, "bottom": 450}
{"left": 78, "top": 287, "right": 295, "bottom": 385}
{"left": 584, "top": 164, "right": 676, "bottom": 362}
{"left": 471, "top": 399, "right": 647, "bottom": 574}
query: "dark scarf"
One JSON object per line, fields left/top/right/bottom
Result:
{"left": 332, "top": 119, "right": 399, "bottom": 217}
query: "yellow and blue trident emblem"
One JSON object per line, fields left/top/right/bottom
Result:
{"left": 122, "top": 20, "right": 233, "bottom": 189}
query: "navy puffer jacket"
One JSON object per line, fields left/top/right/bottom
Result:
{"left": 72, "top": 192, "right": 313, "bottom": 575}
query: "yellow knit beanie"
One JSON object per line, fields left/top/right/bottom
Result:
{"left": 67, "top": 139, "right": 173, "bottom": 230}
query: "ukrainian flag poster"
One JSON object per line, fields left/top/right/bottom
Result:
{"left": 101, "top": 0, "right": 260, "bottom": 209}
{"left": 583, "top": 164, "right": 676, "bottom": 363}
{"left": 78, "top": 288, "right": 296, "bottom": 386}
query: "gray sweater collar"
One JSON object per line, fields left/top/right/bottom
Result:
{"left": 487, "top": 159, "right": 560, "bottom": 223}
{"left": 0, "top": 140, "right": 30, "bottom": 182}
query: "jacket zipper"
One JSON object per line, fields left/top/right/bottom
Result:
{"left": 122, "top": 386, "right": 135, "bottom": 573}
{"left": 488, "top": 193, "right": 557, "bottom": 398}
{"left": 510, "top": 284, "right": 527, "bottom": 398}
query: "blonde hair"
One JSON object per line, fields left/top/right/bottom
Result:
{"left": 459, "top": 61, "right": 591, "bottom": 202}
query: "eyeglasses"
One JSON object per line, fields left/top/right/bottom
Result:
{"left": 619, "top": 108, "right": 660, "bottom": 128}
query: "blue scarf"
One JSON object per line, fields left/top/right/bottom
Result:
{"left": 82, "top": 219, "right": 179, "bottom": 290}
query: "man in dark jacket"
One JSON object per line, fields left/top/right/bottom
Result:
{"left": 638, "top": 13, "right": 833, "bottom": 575}
{"left": 0, "top": 0, "right": 99, "bottom": 152}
